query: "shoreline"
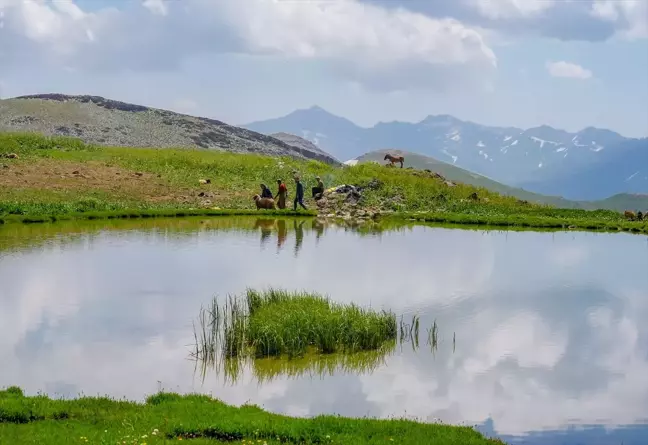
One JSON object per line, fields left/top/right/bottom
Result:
{"left": 0, "top": 386, "right": 504, "bottom": 444}
{"left": 1, "top": 207, "right": 646, "bottom": 235}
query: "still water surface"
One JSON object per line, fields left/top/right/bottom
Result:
{"left": 1, "top": 217, "right": 647, "bottom": 445}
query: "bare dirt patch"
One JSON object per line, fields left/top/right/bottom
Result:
{"left": 0, "top": 159, "right": 203, "bottom": 204}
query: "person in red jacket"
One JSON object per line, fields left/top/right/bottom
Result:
{"left": 275, "top": 179, "right": 288, "bottom": 209}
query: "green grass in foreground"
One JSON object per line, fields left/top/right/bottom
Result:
{"left": 0, "top": 387, "right": 503, "bottom": 445}
{"left": 1, "top": 132, "right": 647, "bottom": 234}
{"left": 194, "top": 289, "right": 397, "bottom": 362}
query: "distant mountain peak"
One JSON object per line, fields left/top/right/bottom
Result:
{"left": 420, "top": 114, "right": 463, "bottom": 125}
{"left": 295, "top": 104, "right": 336, "bottom": 116}
{"left": 577, "top": 126, "right": 623, "bottom": 137}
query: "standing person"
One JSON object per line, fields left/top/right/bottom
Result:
{"left": 293, "top": 176, "right": 307, "bottom": 211}
{"left": 275, "top": 179, "right": 287, "bottom": 209}
{"left": 260, "top": 183, "right": 273, "bottom": 199}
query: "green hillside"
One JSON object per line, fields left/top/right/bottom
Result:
{"left": 356, "top": 149, "right": 648, "bottom": 212}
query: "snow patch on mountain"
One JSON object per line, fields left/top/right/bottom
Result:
{"left": 478, "top": 150, "right": 489, "bottom": 160}
{"left": 476, "top": 141, "right": 485, "bottom": 147}
{"left": 538, "top": 163, "right": 543, "bottom": 168}
{"left": 590, "top": 146, "right": 604, "bottom": 152}
{"left": 556, "top": 147, "right": 567, "bottom": 153}
{"left": 447, "top": 130, "right": 461, "bottom": 142}
{"left": 530, "top": 136, "right": 560, "bottom": 148}
{"left": 503, "top": 135, "right": 513, "bottom": 142}
{"left": 511, "top": 140, "right": 519, "bottom": 146}
{"left": 572, "top": 136, "right": 589, "bottom": 147}
{"left": 344, "top": 159, "right": 358, "bottom": 166}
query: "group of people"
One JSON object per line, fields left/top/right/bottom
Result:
{"left": 259, "top": 175, "right": 324, "bottom": 211}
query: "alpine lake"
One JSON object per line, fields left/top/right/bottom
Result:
{"left": 1, "top": 216, "right": 647, "bottom": 445}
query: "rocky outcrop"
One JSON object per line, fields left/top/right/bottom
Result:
{"left": 315, "top": 179, "right": 387, "bottom": 223}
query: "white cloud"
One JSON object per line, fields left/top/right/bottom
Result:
{"left": 217, "top": 1, "right": 496, "bottom": 67}
{"left": 0, "top": 0, "right": 497, "bottom": 92}
{"left": 591, "top": 0, "right": 648, "bottom": 39}
{"left": 471, "top": 0, "right": 556, "bottom": 19}
{"left": 546, "top": 60, "right": 593, "bottom": 79}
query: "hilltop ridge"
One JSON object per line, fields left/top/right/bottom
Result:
{"left": 0, "top": 94, "right": 340, "bottom": 165}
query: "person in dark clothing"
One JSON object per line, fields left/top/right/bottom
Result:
{"left": 293, "top": 176, "right": 307, "bottom": 210}
{"left": 312, "top": 175, "right": 324, "bottom": 199}
{"left": 260, "top": 183, "right": 273, "bottom": 199}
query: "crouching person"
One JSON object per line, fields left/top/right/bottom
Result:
{"left": 311, "top": 175, "right": 324, "bottom": 200}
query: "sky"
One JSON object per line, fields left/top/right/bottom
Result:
{"left": 0, "top": 0, "right": 647, "bottom": 137}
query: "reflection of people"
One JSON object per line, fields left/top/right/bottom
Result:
{"left": 254, "top": 218, "right": 275, "bottom": 248}
{"left": 277, "top": 219, "right": 287, "bottom": 251}
{"left": 260, "top": 184, "right": 273, "bottom": 199}
{"left": 275, "top": 179, "right": 287, "bottom": 209}
{"left": 312, "top": 176, "right": 324, "bottom": 199}
{"left": 294, "top": 219, "right": 305, "bottom": 257}
{"left": 293, "top": 177, "right": 307, "bottom": 211}
{"left": 312, "top": 219, "right": 324, "bottom": 243}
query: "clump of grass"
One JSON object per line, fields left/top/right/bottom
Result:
{"left": 247, "top": 289, "right": 397, "bottom": 358}
{"left": 398, "top": 314, "right": 421, "bottom": 349}
{"left": 192, "top": 288, "right": 398, "bottom": 364}
{"left": 395, "top": 316, "right": 453, "bottom": 355}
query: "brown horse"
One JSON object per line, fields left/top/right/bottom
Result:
{"left": 384, "top": 153, "right": 404, "bottom": 168}
{"left": 624, "top": 210, "right": 637, "bottom": 221}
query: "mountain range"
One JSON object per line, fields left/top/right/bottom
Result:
{"left": 0, "top": 94, "right": 339, "bottom": 165}
{"left": 245, "top": 106, "right": 648, "bottom": 201}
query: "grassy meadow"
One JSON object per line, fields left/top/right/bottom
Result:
{"left": 0, "top": 387, "right": 504, "bottom": 445}
{"left": 1, "top": 132, "right": 647, "bottom": 233}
